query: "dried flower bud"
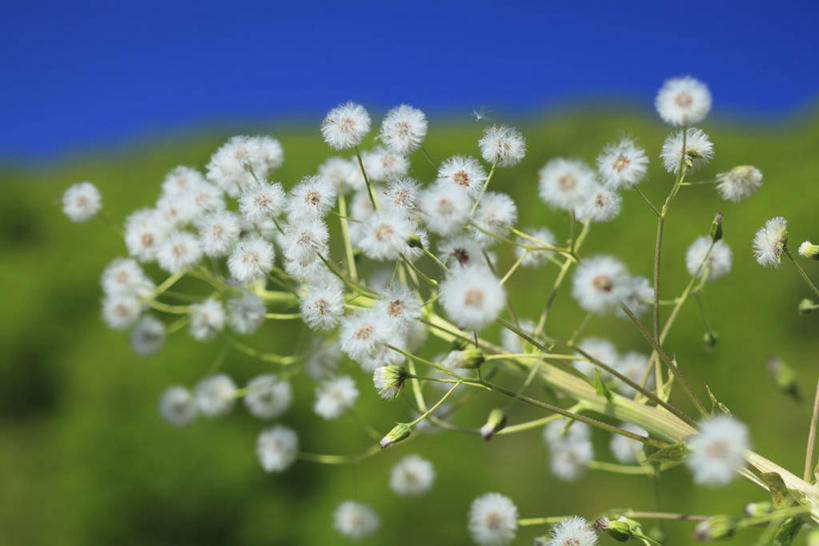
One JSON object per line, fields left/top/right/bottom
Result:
{"left": 694, "top": 516, "right": 736, "bottom": 541}
{"left": 380, "top": 423, "right": 412, "bottom": 449}
{"left": 480, "top": 408, "right": 507, "bottom": 440}
{"left": 710, "top": 213, "right": 723, "bottom": 242}
{"left": 744, "top": 501, "right": 772, "bottom": 517}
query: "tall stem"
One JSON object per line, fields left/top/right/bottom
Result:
{"left": 337, "top": 193, "right": 358, "bottom": 282}
{"left": 354, "top": 146, "right": 379, "bottom": 210}
{"left": 805, "top": 379, "right": 819, "bottom": 481}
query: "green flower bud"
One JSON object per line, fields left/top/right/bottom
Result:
{"left": 447, "top": 346, "right": 485, "bottom": 369}
{"left": 744, "top": 501, "right": 773, "bottom": 517}
{"left": 480, "top": 408, "right": 507, "bottom": 440}
{"left": 694, "top": 516, "right": 736, "bottom": 541}
{"left": 798, "top": 241, "right": 819, "bottom": 260}
{"left": 594, "top": 517, "right": 641, "bottom": 542}
{"left": 380, "top": 423, "right": 412, "bottom": 449}
{"left": 407, "top": 233, "right": 424, "bottom": 249}
{"left": 767, "top": 356, "right": 800, "bottom": 401}
{"left": 710, "top": 213, "right": 723, "bottom": 242}
{"left": 703, "top": 330, "right": 719, "bottom": 351}
{"left": 799, "top": 298, "right": 818, "bottom": 315}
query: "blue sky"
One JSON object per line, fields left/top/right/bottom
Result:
{"left": 2, "top": 0, "right": 818, "bottom": 158}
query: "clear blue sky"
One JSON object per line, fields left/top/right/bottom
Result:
{"left": 2, "top": 0, "right": 818, "bottom": 159}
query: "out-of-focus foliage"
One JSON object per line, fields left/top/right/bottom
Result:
{"left": 1, "top": 110, "right": 817, "bottom": 545}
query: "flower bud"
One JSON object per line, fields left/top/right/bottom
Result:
{"left": 479, "top": 408, "right": 507, "bottom": 440}
{"left": 767, "top": 356, "right": 799, "bottom": 400}
{"left": 407, "top": 233, "right": 424, "bottom": 249}
{"left": 594, "top": 516, "right": 640, "bottom": 542}
{"left": 744, "top": 501, "right": 772, "bottom": 517}
{"left": 799, "top": 298, "right": 818, "bottom": 315}
{"left": 694, "top": 516, "right": 736, "bottom": 541}
{"left": 798, "top": 241, "right": 819, "bottom": 260}
{"left": 448, "top": 346, "right": 485, "bottom": 369}
{"left": 703, "top": 330, "right": 719, "bottom": 351}
{"left": 380, "top": 423, "right": 411, "bottom": 449}
{"left": 710, "top": 213, "right": 723, "bottom": 242}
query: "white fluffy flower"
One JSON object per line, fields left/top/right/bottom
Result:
{"left": 438, "top": 236, "right": 485, "bottom": 269}
{"left": 618, "top": 276, "right": 653, "bottom": 317}
{"left": 198, "top": 211, "right": 241, "bottom": 257}
{"left": 161, "top": 165, "right": 207, "bottom": 196}
{"left": 440, "top": 265, "right": 505, "bottom": 331}
{"left": 280, "top": 218, "right": 329, "bottom": 265}
{"left": 716, "top": 165, "right": 763, "bottom": 202}
{"left": 333, "top": 501, "right": 380, "bottom": 540}
{"left": 437, "top": 155, "right": 487, "bottom": 197}
{"left": 62, "top": 181, "right": 102, "bottom": 222}
{"left": 100, "top": 257, "right": 154, "bottom": 298}
{"left": 227, "top": 236, "right": 275, "bottom": 283}
{"left": 226, "top": 293, "right": 266, "bottom": 335}
{"left": 102, "top": 295, "right": 143, "bottom": 331}
{"left": 363, "top": 147, "right": 409, "bottom": 183}
{"left": 544, "top": 516, "right": 598, "bottom": 546}
{"left": 288, "top": 175, "right": 337, "bottom": 220}
{"left": 390, "top": 455, "right": 434, "bottom": 496}
{"left": 571, "top": 255, "right": 630, "bottom": 314}
{"left": 596, "top": 139, "right": 649, "bottom": 190}
{"left": 420, "top": 182, "right": 472, "bottom": 236}
{"left": 189, "top": 297, "right": 225, "bottom": 340}
{"left": 156, "top": 231, "right": 203, "bottom": 274}
{"left": 479, "top": 125, "right": 526, "bottom": 167}
{"left": 656, "top": 76, "right": 712, "bottom": 126}
{"left": 187, "top": 180, "right": 226, "bottom": 218}
{"left": 194, "top": 374, "right": 237, "bottom": 417}
{"left": 314, "top": 375, "right": 359, "bottom": 419}
{"left": 300, "top": 280, "right": 345, "bottom": 331}
{"left": 610, "top": 423, "right": 648, "bottom": 464}
{"left": 468, "top": 493, "right": 518, "bottom": 546}
{"left": 544, "top": 419, "right": 591, "bottom": 447}
{"left": 614, "top": 352, "right": 652, "bottom": 397}
{"left": 158, "top": 386, "right": 197, "bottom": 427}
{"left": 380, "top": 104, "right": 427, "bottom": 155}
{"left": 321, "top": 101, "right": 371, "bottom": 150}
{"left": 206, "top": 135, "right": 283, "bottom": 197}
{"left": 374, "top": 284, "right": 422, "bottom": 332}
{"left": 238, "top": 181, "right": 286, "bottom": 222}
{"left": 130, "top": 315, "right": 165, "bottom": 356}
{"left": 156, "top": 191, "right": 200, "bottom": 228}
{"left": 473, "top": 192, "right": 518, "bottom": 245}
{"left": 305, "top": 342, "right": 342, "bottom": 380}
{"left": 544, "top": 420, "right": 594, "bottom": 480}
{"left": 686, "top": 415, "right": 750, "bottom": 486}
{"left": 244, "top": 374, "right": 293, "bottom": 419}
{"left": 686, "top": 236, "right": 732, "bottom": 280}
{"left": 359, "top": 209, "right": 415, "bottom": 260}
{"left": 753, "top": 216, "right": 788, "bottom": 268}
{"left": 575, "top": 337, "right": 618, "bottom": 379}
{"left": 660, "top": 128, "right": 714, "bottom": 174}
{"left": 384, "top": 177, "right": 421, "bottom": 212}
{"left": 576, "top": 186, "right": 622, "bottom": 223}
{"left": 318, "top": 156, "right": 363, "bottom": 193}
{"left": 339, "top": 310, "right": 394, "bottom": 363}
{"left": 515, "top": 227, "right": 555, "bottom": 268}
{"left": 538, "top": 158, "right": 597, "bottom": 211}
{"left": 256, "top": 425, "right": 298, "bottom": 472}
{"left": 124, "top": 208, "right": 170, "bottom": 262}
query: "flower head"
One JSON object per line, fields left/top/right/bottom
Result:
{"left": 660, "top": 128, "right": 714, "bottom": 174}
{"left": 544, "top": 516, "right": 599, "bottom": 546}
{"left": 538, "top": 158, "right": 597, "bottom": 211}
{"left": 379, "top": 104, "right": 428, "bottom": 155}
{"left": 158, "top": 386, "right": 197, "bottom": 427}
{"left": 420, "top": 182, "right": 472, "bottom": 236}
{"left": 596, "top": 139, "right": 649, "bottom": 190}
{"left": 227, "top": 236, "right": 275, "bottom": 283}
{"left": 686, "top": 415, "right": 750, "bottom": 486}
{"left": 244, "top": 374, "right": 293, "bottom": 419}
{"left": 198, "top": 211, "right": 241, "bottom": 257}
{"left": 716, "top": 165, "right": 763, "bottom": 202}
{"left": 130, "top": 315, "right": 166, "bottom": 356}
{"left": 300, "top": 279, "right": 345, "bottom": 331}
{"left": 321, "top": 101, "right": 371, "bottom": 150}
{"left": 359, "top": 209, "right": 415, "bottom": 261}
{"left": 256, "top": 425, "right": 298, "bottom": 472}
{"left": 571, "top": 255, "right": 630, "bottom": 314}
{"left": 288, "top": 175, "right": 337, "bottom": 221}
{"left": 390, "top": 454, "right": 434, "bottom": 495}
{"left": 226, "top": 293, "right": 266, "bottom": 335}
{"left": 437, "top": 155, "right": 488, "bottom": 197}
{"left": 610, "top": 423, "right": 648, "bottom": 464}
{"left": 576, "top": 186, "right": 622, "bottom": 223}
{"left": 124, "top": 208, "right": 170, "bottom": 262}
{"left": 515, "top": 227, "right": 555, "bottom": 268}
{"left": 194, "top": 374, "right": 237, "bottom": 417}
{"left": 753, "top": 216, "right": 788, "bottom": 268}
{"left": 440, "top": 265, "right": 505, "bottom": 331}
{"left": 473, "top": 192, "right": 518, "bottom": 245}
{"left": 239, "top": 180, "right": 286, "bottom": 222}
{"left": 62, "top": 181, "right": 102, "bottom": 222}
{"left": 575, "top": 337, "right": 619, "bottom": 379}
{"left": 655, "top": 76, "right": 712, "bottom": 126}
{"left": 314, "top": 375, "right": 359, "bottom": 419}
{"left": 373, "top": 365, "right": 407, "bottom": 400}
{"left": 686, "top": 236, "right": 732, "bottom": 280}
{"left": 206, "top": 135, "right": 283, "bottom": 197}
{"left": 479, "top": 125, "right": 526, "bottom": 167}
{"left": 157, "top": 231, "right": 203, "bottom": 274}
{"left": 333, "top": 501, "right": 380, "bottom": 539}
{"left": 362, "top": 146, "right": 409, "bottom": 183}
{"left": 468, "top": 493, "right": 518, "bottom": 546}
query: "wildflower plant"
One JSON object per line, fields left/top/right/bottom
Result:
{"left": 63, "top": 80, "right": 819, "bottom": 544}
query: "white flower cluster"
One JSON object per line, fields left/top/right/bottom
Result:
{"left": 63, "top": 74, "right": 806, "bottom": 545}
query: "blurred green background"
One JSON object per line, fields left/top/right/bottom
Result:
{"left": 1, "top": 111, "right": 817, "bottom": 545}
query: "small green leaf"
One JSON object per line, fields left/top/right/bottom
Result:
{"left": 706, "top": 384, "right": 731, "bottom": 415}
{"left": 594, "top": 370, "right": 613, "bottom": 402}
{"left": 646, "top": 442, "right": 689, "bottom": 463}
{"left": 772, "top": 515, "right": 807, "bottom": 546}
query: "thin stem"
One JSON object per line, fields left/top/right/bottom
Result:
{"left": 497, "top": 404, "right": 582, "bottom": 435}
{"left": 408, "top": 382, "right": 461, "bottom": 427}
{"left": 786, "top": 249, "right": 819, "bottom": 297}
{"left": 499, "top": 251, "right": 528, "bottom": 286}
{"left": 587, "top": 460, "right": 654, "bottom": 475}
{"left": 517, "top": 516, "right": 570, "bottom": 527}
{"left": 264, "top": 312, "right": 302, "bottom": 320}
{"left": 337, "top": 193, "right": 359, "bottom": 282}
{"left": 612, "top": 510, "right": 710, "bottom": 522}
{"left": 400, "top": 254, "right": 438, "bottom": 288}
{"left": 228, "top": 336, "right": 300, "bottom": 365}
{"left": 470, "top": 159, "right": 498, "bottom": 215}
{"left": 354, "top": 146, "right": 379, "bottom": 210}
{"left": 149, "top": 300, "right": 190, "bottom": 314}
{"left": 633, "top": 186, "right": 661, "bottom": 217}
{"left": 420, "top": 145, "right": 436, "bottom": 166}
{"left": 805, "top": 378, "right": 819, "bottom": 481}
{"left": 298, "top": 444, "right": 382, "bottom": 465}
{"left": 620, "top": 303, "right": 709, "bottom": 418}
{"left": 422, "top": 246, "right": 450, "bottom": 273}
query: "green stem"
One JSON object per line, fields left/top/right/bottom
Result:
{"left": 354, "top": 146, "right": 379, "bottom": 210}
{"left": 470, "top": 159, "right": 498, "bottom": 215}
{"left": 337, "top": 193, "right": 359, "bottom": 282}
{"left": 786, "top": 249, "right": 819, "bottom": 297}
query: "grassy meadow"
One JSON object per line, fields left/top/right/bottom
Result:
{"left": 1, "top": 109, "right": 818, "bottom": 545}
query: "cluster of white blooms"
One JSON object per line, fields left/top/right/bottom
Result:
{"left": 65, "top": 74, "right": 817, "bottom": 545}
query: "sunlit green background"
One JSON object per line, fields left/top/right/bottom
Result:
{"left": 1, "top": 110, "right": 817, "bottom": 545}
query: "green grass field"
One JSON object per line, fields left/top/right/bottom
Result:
{"left": 1, "top": 109, "right": 817, "bottom": 545}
